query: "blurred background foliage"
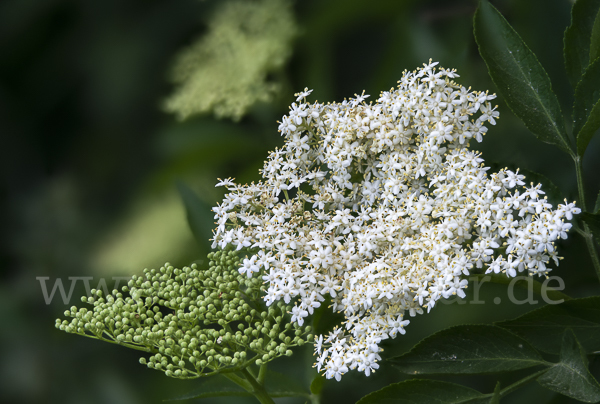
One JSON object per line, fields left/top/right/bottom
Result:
{"left": 1, "top": 0, "right": 599, "bottom": 403}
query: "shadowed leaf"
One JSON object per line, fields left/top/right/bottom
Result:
{"left": 591, "top": 8, "right": 600, "bottom": 62}
{"left": 165, "top": 371, "right": 309, "bottom": 401}
{"left": 177, "top": 181, "right": 214, "bottom": 247}
{"left": 497, "top": 297, "right": 600, "bottom": 354}
{"left": 564, "top": 0, "right": 600, "bottom": 87}
{"left": 356, "top": 379, "right": 486, "bottom": 404}
{"left": 390, "top": 325, "right": 546, "bottom": 375}
{"left": 310, "top": 373, "right": 326, "bottom": 395}
{"left": 474, "top": 0, "right": 571, "bottom": 155}
{"left": 582, "top": 213, "right": 600, "bottom": 244}
{"left": 537, "top": 329, "right": 600, "bottom": 402}
{"left": 574, "top": 58, "right": 600, "bottom": 156}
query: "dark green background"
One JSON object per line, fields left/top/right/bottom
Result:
{"left": 1, "top": 0, "right": 599, "bottom": 403}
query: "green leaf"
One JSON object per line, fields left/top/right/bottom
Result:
{"left": 165, "top": 371, "right": 309, "bottom": 401}
{"left": 474, "top": 0, "right": 572, "bottom": 155}
{"left": 591, "top": 8, "right": 600, "bottom": 62}
{"left": 176, "top": 181, "right": 214, "bottom": 247}
{"left": 356, "top": 379, "right": 486, "bottom": 404}
{"left": 582, "top": 212, "right": 600, "bottom": 243}
{"left": 564, "top": 0, "right": 600, "bottom": 87}
{"left": 574, "top": 58, "right": 600, "bottom": 156}
{"left": 390, "top": 325, "right": 546, "bottom": 375}
{"left": 165, "top": 376, "right": 251, "bottom": 401}
{"left": 594, "top": 190, "right": 600, "bottom": 214}
{"left": 310, "top": 373, "right": 326, "bottom": 395}
{"left": 537, "top": 329, "right": 600, "bottom": 402}
{"left": 497, "top": 297, "right": 600, "bottom": 354}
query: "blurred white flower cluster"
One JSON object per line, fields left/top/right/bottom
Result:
{"left": 165, "top": 0, "right": 297, "bottom": 121}
{"left": 211, "top": 61, "right": 580, "bottom": 381}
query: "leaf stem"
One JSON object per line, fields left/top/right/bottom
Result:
{"left": 497, "top": 368, "right": 550, "bottom": 398}
{"left": 573, "top": 154, "right": 600, "bottom": 282}
{"left": 574, "top": 154, "right": 587, "bottom": 212}
{"left": 583, "top": 222, "right": 600, "bottom": 283}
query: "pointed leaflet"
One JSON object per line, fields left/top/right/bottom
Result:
{"left": 310, "top": 373, "right": 326, "bottom": 395}
{"left": 564, "top": 0, "right": 600, "bottom": 87}
{"left": 390, "top": 325, "right": 546, "bottom": 375}
{"left": 165, "top": 371, "right": 309, "bottom": 401}
{"left": 474, "top": 0, "right": 572, "bottom": 155}
{"left": 497, "top": 297, "right": 600, "bottom": 354}
{"left": 489, "top": 382, "right": 501, "bottom": 404}
{"left": 537, "top": 329, "right": 600, "bottom": 402}
{"left": 582, "top": 213, "right": 600, "bottom": 245}
{"left": 574, "top": 58, "right": 600, "bottom": 156}
{"left": 356, "top": 379, "right": 486, "bottom": 404}
{"left": 176, "top": 181, "right": 214, "bottom": 247}
{"left": 591, "top": 8, "right": 600, "bottom": 62}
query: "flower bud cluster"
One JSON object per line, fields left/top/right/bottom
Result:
{"left": 211, "top": 61, "right": 580, "bottom": 380}
{"left": 56, "top": 247, "right": 313, "bottom": 379}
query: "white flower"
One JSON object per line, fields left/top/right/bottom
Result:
{"left": 215, "top": 177, "right": 235, "bottom": 188}
{"left": 211, "top": 61, "right": 579, "bottom": 381}
{"left": 290, "top": 305, "right": 309, "bottom": 325}
{"left": 239, "top": 256, "right": 260, "bottom": 277}
{"left": 295, "top": 87, "right": 313, "bottom": 101}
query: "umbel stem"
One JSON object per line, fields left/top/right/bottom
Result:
{"left": 221, "top": 365, "right": 276, "bottom": 404}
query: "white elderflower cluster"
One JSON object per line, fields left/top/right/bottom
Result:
{"left": 211, "top": 61, "right": 580, "bottom": 381}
